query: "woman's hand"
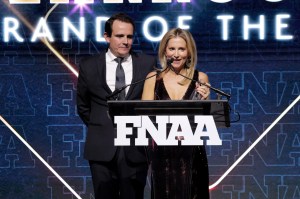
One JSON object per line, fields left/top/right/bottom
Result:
{"left": 195, "top": 82, "right": 210, "bottom": 100}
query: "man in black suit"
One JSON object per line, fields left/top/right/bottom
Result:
{"left": 76, "top": 13, "right": 156, "bottom": 199}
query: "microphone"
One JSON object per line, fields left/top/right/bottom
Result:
{"left": 106, "top": 69, "right": 162, "bottom": 100}
{"left": 168, "top": 65, "right": 231, "bottom": 100}
{"left": 167, "top": 58, "right": 174, "bottom": 67}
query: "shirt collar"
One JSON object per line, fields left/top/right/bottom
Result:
{"left": 107, "top": 49, "right": 131, "bottom": 62}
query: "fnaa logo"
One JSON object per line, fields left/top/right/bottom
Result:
{"left": 114, "top": 115, "right": 222, "bottom": 146}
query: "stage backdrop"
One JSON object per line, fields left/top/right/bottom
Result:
{"left": 1, "top": 0, "right": 300, "bottom": 198}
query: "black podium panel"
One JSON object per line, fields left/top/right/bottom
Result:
{"left": 107, "top": 100, "right": 230, "bottom": 127}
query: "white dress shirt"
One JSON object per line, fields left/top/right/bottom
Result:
{"left": 106, "top": 49, "right": 133, "bottom": 94}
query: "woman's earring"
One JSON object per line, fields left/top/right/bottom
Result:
{"left": 185, "top": 58, "right": 191, "bottom": 68}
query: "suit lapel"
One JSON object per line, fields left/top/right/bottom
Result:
{"left": 96, "top": 52, "right": 112, "bottom": 94}
{"left": 126, "top": 53, "right": 139, "bottom": 99}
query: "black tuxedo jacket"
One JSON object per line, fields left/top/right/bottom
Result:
{"left": 77, "top": 51, "right": 156, "bottom": 163}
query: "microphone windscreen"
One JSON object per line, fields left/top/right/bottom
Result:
{"left": 167, "top": 58, "right": 174, "bottom": 66}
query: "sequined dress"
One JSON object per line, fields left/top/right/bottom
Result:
{"left": 147, "top": 70, "right": 209, "bottom": 199}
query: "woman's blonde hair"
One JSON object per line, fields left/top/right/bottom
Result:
{"left": 158, "top": 28, "right": 197, "bottom": 85}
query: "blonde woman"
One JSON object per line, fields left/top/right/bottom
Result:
{"left": 142, "top": 28, "right": 210, "bottom": 199}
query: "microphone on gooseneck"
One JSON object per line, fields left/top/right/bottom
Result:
{"left": 106, "top": 68, "right": 164, "bottom": 100}
{"left": 167, "top": 58, "right": 231, "bottom": 100}
{"left": 167, "top": 58, "right": 175, "bottom": 66}
{"left": 107, "top": 59, "right": 176, "bottom": 100}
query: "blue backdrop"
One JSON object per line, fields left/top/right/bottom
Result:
{"left": 0, "top": 0, "right": 300, "bottom": 198}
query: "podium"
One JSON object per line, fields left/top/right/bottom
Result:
{"left": 108, "top": 100, "right": 229, "bottom": 197}
{"left": 107, "top": 99, "right": 230, "bottom": 128}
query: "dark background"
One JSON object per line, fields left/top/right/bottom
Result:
{"left": 0, "top": 0, "right": 299, "bottom": 198}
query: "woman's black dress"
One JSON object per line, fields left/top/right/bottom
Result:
{"left": 147, "top": 70, "right": 209, "bottom": 199}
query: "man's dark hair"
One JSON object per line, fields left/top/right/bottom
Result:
{"left": 105, "top": 13, "right": 135, "bottom": 37}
